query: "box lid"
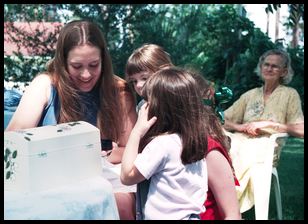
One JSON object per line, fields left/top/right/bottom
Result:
{"left": 4, "top": 121, "right": 101, "bottom": 156}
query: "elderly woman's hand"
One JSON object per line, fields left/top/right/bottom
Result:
{"left": 244, "top": 121, "right": 273, "bottom": 136}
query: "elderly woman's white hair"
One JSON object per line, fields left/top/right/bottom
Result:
{"left": 254, "top": 49, "right": 294, "bottom": 84}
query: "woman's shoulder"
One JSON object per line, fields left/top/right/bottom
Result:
{"left": 207, "top": 136, "right": 232, "bottom": 160}
{"left": 278, "top": 85, "right": 299, "bottom": 94}
{"left": 207, "top": 136, "right": 225, "bottom": 153}
{"left": 235, "top": 87, "right": 262, "bottom": 103}
{"left": 206, "top": 136, "right": 238, "bottom": 184}
{"left": 26, "top": 74, "right": 53, "bottom": 102}
{"left": 31, "top": 73, "right": 52, "bottom": 86}
{"left": 24, "top": 73, "right": 52, "bottom": 95}
{"left": 242, "top": 86, "right": 262, "bottom": 96}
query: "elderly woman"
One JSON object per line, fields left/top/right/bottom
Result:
{"left": 223, "top": 49, "right": 304, "bottom": 213}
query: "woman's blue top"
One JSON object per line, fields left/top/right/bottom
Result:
{"left": 38, "top": 85, "right": 99, "bottom": 127}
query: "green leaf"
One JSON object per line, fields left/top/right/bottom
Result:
{"left": 6, "top": 171, "right": 11, "bottom": 180}
{"left": 6, "top": 161, "right": 10, "bottom": 169}
{"left": 273, "top": 4, "right": 281, "bottom": 11}
{"left": 5, "top": 148, "right": 11, "bottom": 156}
{"left": 265, "top": 5, "right": 273, "bottom": 14}
{"left": 24, "top": 136, "right": 31, "bottom": 141}
{"left": 12, "top": 150, "right": 18, "bottom": 158}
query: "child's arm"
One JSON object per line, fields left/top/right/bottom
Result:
{"left": 121, "top": 103, "right": 157, "bottom": 185}
{"left": 206, "top": 150, "right": 241, "bottom": 219}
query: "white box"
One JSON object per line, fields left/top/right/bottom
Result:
{"left": 4, "top": 121, "right": 102, "bottom": 192}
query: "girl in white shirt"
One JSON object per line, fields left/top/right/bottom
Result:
{"left": 121, "top": 67, "right": 208, "bottom": 220}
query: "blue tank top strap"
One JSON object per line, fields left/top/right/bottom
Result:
{"left": 38, "top": 85, "right": 59, "bottom": 127}
{"left": 38, "top": 85, "right": 99, "bottom": 127}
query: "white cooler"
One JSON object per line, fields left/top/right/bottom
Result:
{"left": 4, "top": 121, "right": 102, "bottom": 193}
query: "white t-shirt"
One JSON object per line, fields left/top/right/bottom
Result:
{"left": 134, "top": 133, "right": 207, "bottom": 220}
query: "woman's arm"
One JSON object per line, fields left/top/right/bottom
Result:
{"left": 223, "top": 119, "right": 248, "bottom": 133}
{"left": 5, "top": 74, "right": 51, "bottom": 131}
{"left": 206, "top": 150, "right": 242, "bottom": 220}
{"left": 287, "top": 122, "right": 304, "bottom": 138}
{"left": 242, "top": 120, "right": 304, "bottom": 138}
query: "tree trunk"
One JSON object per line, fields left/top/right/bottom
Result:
{"left": 275, "top": 7, "right": 280, "bottom": 42}
{"left": 291, "top": 22, "right": 299, "bottom": 48}
{"left": 290, "top": 4, "right": 300, "bottom": 48}
{"left": 266, "top": 10, "right": 270, "bottom": 35}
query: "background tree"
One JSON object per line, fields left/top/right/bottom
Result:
{"left": 4, "top": 4, "right": 304, "bottom": 110}
{"left": 266, "top": 4, "right": 304, "bottom": 48}
{"left": 4, "top": 4, "right": 63, "bottom": 86}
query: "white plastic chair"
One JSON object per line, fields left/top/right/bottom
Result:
{"left": 251, "top": 133, "right": 289, "bottom": 220}
{"left": 272, "top": 166, "right": 282, "bottom": 220}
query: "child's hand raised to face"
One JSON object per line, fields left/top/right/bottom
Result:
{"left": 133, "top": 103, "right": 157, "bottom": 138}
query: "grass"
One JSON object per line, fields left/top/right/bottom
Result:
{"left": 242, "top": 137, "right": 304, "bottom": 220}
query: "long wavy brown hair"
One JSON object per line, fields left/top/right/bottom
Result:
{"left": 46, "top": 20, "right": 130, "bottom": 141}
{"left": 191, "top": 71, "right": 231, "bottom": 151}
{"left": 139, "top": 67, "right": 208, "bottom": 165}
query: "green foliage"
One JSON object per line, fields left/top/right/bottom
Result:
{"left": 59, "top": 4, "right": 152, "bottom": 76}
{"left": 4, "top": 4, "right": 304, "bottom": 110}
{"left": 288, "top": 4, "right": 304, "bottom": 26}
{"left": 287, "top": 46, "right": 304, "bottom": 111}
{"left": 4, "top": 4, "right": 63, "bottom": 22}
{"left": 223, "top": 29, "right": 276, "bottom": 109}
{"left": 267, "top": 4, "right": 304, "bottom": 27}
{"left": 4, "top": 55, "right": 51, "bottom": 82}
{"left": 4, "top": 6, "right": 61, "bottom": 83}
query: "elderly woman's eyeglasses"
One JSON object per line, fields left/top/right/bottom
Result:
{"left": 262, "top": 62, "right": 284, "bottom": 71}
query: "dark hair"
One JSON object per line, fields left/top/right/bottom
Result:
{"left": 192, "top": 71, "right": 231, "bottom": 151}
{"left": 46, "top": 20, "right": 130, "bottom": 141}
{"left": 139, "top": 67, "right": 207, "bottom": 165}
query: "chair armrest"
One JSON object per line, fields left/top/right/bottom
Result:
{"left": 269, "top": 133, "right": 289, "bottom": 141}
{"left": 270, "top": 133, "right": 289, "bottom": 168}
{"left": 269, "top": 133, "right": 289, "bottom": 148}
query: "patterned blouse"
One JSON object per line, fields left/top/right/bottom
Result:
{"left": 224, "top": 85, "right": 304, "bottom": 125}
